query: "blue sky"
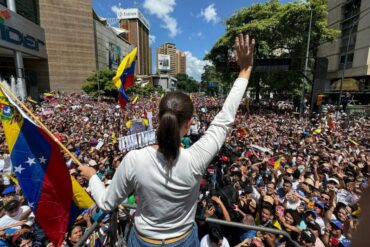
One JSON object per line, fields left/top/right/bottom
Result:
{"left": 93, "top": 0, "right": 292, "bottom": 80}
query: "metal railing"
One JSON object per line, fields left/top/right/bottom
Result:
{"left": 76, "top": 203, "right": 300, "bottom": 247}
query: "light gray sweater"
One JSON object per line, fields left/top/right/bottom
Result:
{"left": 89, "top": 77, "right": 249, "bottom": 239}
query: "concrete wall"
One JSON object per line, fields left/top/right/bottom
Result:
{"left": 317, "top": 0, "right": 370, "bottom": 79}
{"left": 94, "top": 20, "right": 134, "bottom": 70}
{"left": 152, "top": 75, "right": 177, "bottom": 92}
{"left": 38, "top": 0, "right": 96, "bottom": 92}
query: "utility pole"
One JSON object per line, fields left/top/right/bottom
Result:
{"left": 300, "top": 5, "right": 313, "bottom": 119}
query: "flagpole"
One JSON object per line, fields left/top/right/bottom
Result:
{"left": 0, "top": 82, "right": 83, "bottom": 167}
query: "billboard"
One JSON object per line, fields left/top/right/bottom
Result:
{"left": 158, "top": 54, "right": 170, "bottom": 71}
{"left": 109, "top": 43, "right": 121, "bottom": 69}
{"left": 0, "top": 8, "right": 46, "bottom": 58}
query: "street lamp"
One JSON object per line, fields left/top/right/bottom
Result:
{"left": 299, "top": 3, "right": 313, "bottom": 119}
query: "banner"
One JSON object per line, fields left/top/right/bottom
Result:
{"left": 109, "top": 43, "right": 122, "bottom": 69}
{"left": 118, "top": 130, "right": 156, "bottom": 152}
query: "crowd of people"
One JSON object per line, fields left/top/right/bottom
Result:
{"left": 0, "top": 89, "right": 369, "bottom": 246}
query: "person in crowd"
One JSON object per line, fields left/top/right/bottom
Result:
{"left": 79, "top": 34, "right": 255, "bottom": 246}
{"left": 0, "top": 29, "right": 369, "bottom": 247}
{"left": 200, "top": 227, "right": 230, "bottom": 247}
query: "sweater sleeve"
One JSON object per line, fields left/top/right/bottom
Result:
{"left": 88, "top": 152, "right": 136, "bottom": 211}
{"left": 188, "top": 77, "right": 249, "bottom": 175}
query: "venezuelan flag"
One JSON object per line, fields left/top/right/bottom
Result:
{"left": 113, "top": 47, "right": 137, "bottom": 108}
{"left": 0, "top": 87, "right": 93, "bottom": 246}
{"left": 131, "top": 95, "right": 139, "bottom": 105}
{"left": 43, "top": 93, "right": 58, "bottom": 103}
{"left": 269, "top": 156, "right": 282, "bottom": 170}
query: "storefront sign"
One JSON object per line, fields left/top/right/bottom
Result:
{"left": 0, "top": 8, "right": 47, "bottom": 58}
{"left": 117, "top": 8, "right": 150, "bottom": 30}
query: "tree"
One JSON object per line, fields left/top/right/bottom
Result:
{"left": 205, "top": 0, "right": 339, "bottom": 99}
{"left": 175, "top": 73, "right": 200, "bottom": 93}
{"left": 82, "top": 69, "right": 163, "bottom": 98}
{"left": 200, "top": 65, "right": 222, "bottom": 95}
{"left": 82, "top": 69, "right": 117, "bottom": 97}
{"left": 126, "top": 83, "right": 164, "bottom": 97}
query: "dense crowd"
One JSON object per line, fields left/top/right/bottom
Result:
{"left": 0, "top": 92, "right": 369, "bottom": 247}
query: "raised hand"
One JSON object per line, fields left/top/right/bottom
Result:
{"left": 234, "top": 33, "right": 255, "bottom": 80}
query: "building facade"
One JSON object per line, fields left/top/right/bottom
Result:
{"left": 176, "top": 50, "right": 186, "bottom": 74}
{"left": 38, "top": 0, "right": 97, "bottom": 92}
{"left": 156, "top": 43, "right": 177, "bottom": 76}
{"left": 156, "top": 43, "right": 187, "bottom": 76}
{"left": 0, "top": 0, "right": 140, "bottom": 95}
{"left": 317, "top": 0, "right": 370, "bottom": 102}
{"left": 119, "top": 8, "right": 150, "bottom": 76}
{"left": 93, "top": 13, "right": 134, "bottom": 70}
{"left": 0, "top": 0, "right": 49, "bottom": 99}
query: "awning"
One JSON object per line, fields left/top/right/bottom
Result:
{"left": 331, "top": 78, "right": 359, "bottom": 91}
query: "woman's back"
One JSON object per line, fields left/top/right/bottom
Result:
{"left": 128, "top": 147, "right": 201, "bottom": 238}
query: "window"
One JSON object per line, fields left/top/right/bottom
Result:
{"left": 339, "top": 53, "right": 354, "bottom": 69}
{"left": 339, "top": 0, "right": 361, "bottom": 69}
{"left": 0, "top": 0, "right": 6, "bottom": 7}
{"left": 15, "top": 0, "right": 38, "bottom": 24}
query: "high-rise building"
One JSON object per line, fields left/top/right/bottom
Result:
{"left": 38, "top": 0, "right": 97, "bottom": 92}
{"left": 156, "top": 43, "right": 177, "bottom": 76}
{"left": 317, "top": 0, "right": 370, "bottom": 102}
{"left": 176, "top": 50, "right": 186, "bottom": 74}
{"left": 156, "top": 43, "right": 186, "bottom": 76}
{"left": 149, "top": 47, "right": 152, "bottom": 75}
{"left": 119, "top": 8, "right": 150, "bottom": 75}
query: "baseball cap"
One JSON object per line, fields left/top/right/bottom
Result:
{"left": 315, "top": 200, "right": 325, "bottom": 210}
{"left": 263, "top": 195, "right": 274, "bottom": 206}
{"left": 304, "top": 178, "right": 315, "bottom": 187}
{"left": 4, "top": 199, "right": 20, "bottom": 212}
{"left": 306, "top": 221, "right": 321, "bottom": 232}
{"left": 2, "top": 185, "right": 16, "bottom": 196}
{"left": 328, "top": 178, "right": 340, "bottom": 185}
{"left": 301, "top": 229, "right": 316, "bottom": 244}
{"left": 305, "top": 210, "right": 317, "bottom": 219}
{"left": 220, "top": 156, "right": 229, "bottom": 162}
{"left": 88, "top": 160, "right": 97, "bottom": 167}
{"left": 330, "top": 220, "right": 343, "bottom": 230}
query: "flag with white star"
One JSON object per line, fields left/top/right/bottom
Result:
{"left": 0, "top": 87, "right": 93, "bottom": 246}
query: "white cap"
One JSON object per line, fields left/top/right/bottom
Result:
{"left": 328, "top": 178, "right": 340, "bottom": 185}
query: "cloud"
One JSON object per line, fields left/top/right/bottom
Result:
{"left": 161, "top": 15, "right": 180, "bottom": 38}
{"left": 200, "top": 4, "right": 219, "bottom": 24}
{"left": 149, "top": 35, "right": 156, "bottom": 45}
{"left": 111, "top": 4, "right": 124, "bottom": 17}
{"left": 195, "top": 32, "right": 203, "bottom": 37}
{"left": 143, "top": 0, "right": 180, "bottom": 37}
{"left": 189, "top": 31, "right": 204, "bottom": 40}
{"left": 184, "top": 51, "right": 211, "bottom": 81}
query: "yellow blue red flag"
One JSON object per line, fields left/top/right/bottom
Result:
{"left": 0, "top": 86, "right": 93, "bottom": 246}
{"left": 113, "top": 47, "right": 137, "bottom": 108}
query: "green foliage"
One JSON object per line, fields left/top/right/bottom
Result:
{"left": 175, "top": 73, "right": 200, "bottom": 93}
{"left": 82, "top": 69, "right": 117, "bottom": 97}
{"left": 200, "top": 65, "right": 223, "bottom": 95}
{"left": 205, "top": 0, "right": 339, "bottom": 98}
{"left": 82, "top": 69, "right": 163, "bottom": 98}
{"left": 126, "top": 83, "right": 164, "bottom": 97}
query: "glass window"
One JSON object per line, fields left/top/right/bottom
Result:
{"left": 0, "top": 0, "right": 7, "bottom": 7}
{"left": 15, "top": 0, "right": 38, "bottom": 24}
